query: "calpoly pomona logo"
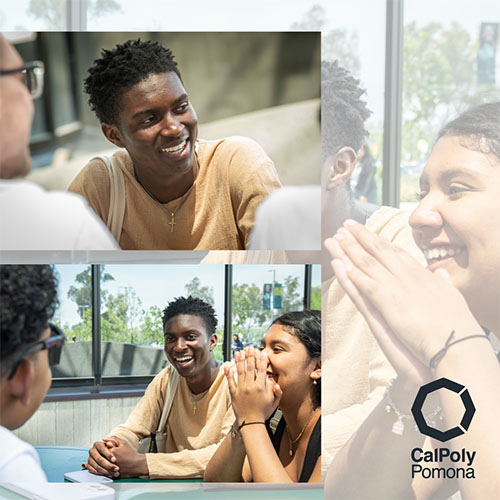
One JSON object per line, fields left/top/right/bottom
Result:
{"left": 411, "top": 377, "right": 475, "bottom": 442}
{"left": 409, "top": 377, "right": 477, "bottom": 480}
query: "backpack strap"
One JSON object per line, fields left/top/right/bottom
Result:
{"left": 93, "top": 154, "right": 126, "bottom": 243}
{"left": 156, "top": 367, "right": 180, "bottom": 433}
{"left": 268, "top": 408, "right": 283, "bottom": 434}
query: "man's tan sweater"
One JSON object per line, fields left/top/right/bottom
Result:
{"left": 108, "top": 365, "right": 234, "bottom": 479}
{"left": 69, "top": 137, "right": 281, "bottom": 250}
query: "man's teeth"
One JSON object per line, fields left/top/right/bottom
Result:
{"left": 175, "top": 355, "right": 193, "bottom": 362}
{"left": 161, "top": 139, "right": 187, "bottom": 154}
{"left": 424, "top": 247, "right": 462, "bottom": 261}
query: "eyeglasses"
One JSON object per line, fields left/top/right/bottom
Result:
{"left": 0, "top": 61, "right": 44, "bottom": 99}
{"left": 7, "top": 323, "right": 67, "bottom": 380}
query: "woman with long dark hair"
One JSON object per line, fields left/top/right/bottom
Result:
{"left": 325, "top": 102, "right": 500, "bottom": 499}
{"left": 205, "top": 309, "right": 321, "bottom": 482}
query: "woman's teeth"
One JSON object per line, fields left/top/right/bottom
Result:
{"left": 161, "top": 139, "right": 187, "bottom": 154}
{"left": 424, "top": 246, "right": 462, "bottom": 262}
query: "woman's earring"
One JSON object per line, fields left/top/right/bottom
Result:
{"left": 313, "top": 380, "right": 317, "bottom": 385}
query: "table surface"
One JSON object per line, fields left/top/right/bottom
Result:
{"left": 16, "top": 446, "right": 324, "bottom": 498}
{"left": 34, "top": 446, "right": 201, "bottom": 483}
{"left": 0, "top": 483, "right": 323, "bottom": 500}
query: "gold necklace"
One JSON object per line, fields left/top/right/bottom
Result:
{"left": 132, "top": 170, "right": 183, "bottom": 233}
{"left": 191, "top": 389, "right": 208, "bottom": 415}
{"left": 134, "top": 142, "right": 199, "bottom": 233}
{"left": 285, "top": 408, "right": 319, "bottom": 457}
{"left": 191, "top": 362, "right": 220, "bottom": 414}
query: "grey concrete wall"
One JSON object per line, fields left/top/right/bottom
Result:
{"left": 53, "top": 341, "right": 167, "bottom": 378}
{"left": 69, "top": 32, "right": 320, "bottom": 127}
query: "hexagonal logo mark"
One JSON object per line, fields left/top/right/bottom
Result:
{"left": 411, "top": 377, "right": 475, "bottom": 442}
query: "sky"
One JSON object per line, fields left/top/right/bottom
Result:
{"left": 55, "top": 264, "right": 320, "bottom": 328}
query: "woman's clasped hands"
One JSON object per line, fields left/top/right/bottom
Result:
{"left": 325, "top": 219, "right": 481, "bottom": 384}
{"left": 224, "top": 347, "right": 282, "bottom": 425}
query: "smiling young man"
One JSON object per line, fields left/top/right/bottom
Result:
{"left": 0, "top": 265, "right": 66, "bottom": 482}
{"left": 86, "top": 296, "right": 234, "bottom": 479}
{"left": 69, "top": 39, "right": 281, "bottom": 250}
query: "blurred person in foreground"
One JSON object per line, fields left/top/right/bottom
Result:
{"left": 0, "top": 265, "right": 66, "bottom": 482}
{"left": 86, "top": 296, "right": 234, "bottom": 479}
{"left": 0, "top": 34, "right": 117, "bottom": 251}
{"left": 325, "top": 102, "right": 500, "bottom": 499}
{"left": 69, "top": 39, "right": 281, "bottom": 250}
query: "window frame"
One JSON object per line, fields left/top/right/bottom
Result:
{"left": 48, "top": 264, "right": 317, "bottom": 399}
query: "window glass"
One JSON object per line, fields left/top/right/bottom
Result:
{"left": 0, "top": 0, "right": 67, "bottom": 30}
{"left": 51, "top": 265, "right": 318, "bottom": 384}
{"left": 401, "top": 0, "right": 499, "bottom": 209}
{"left": 231, "top": 265, "right": 311, "bottom": 358}
{"left": 100, "top": 265, "right": 225, "bottom": 377}
{"left": 86, "top": 0, "right": 332, "bottom": 30}
{"left": 322, "top": 0, "right": 387, "bottom": 209}
{"left": 311, "top": 264, "right": 321, "bottom": 310}
{"left": 52, "top": 265, "right": 93, "bottom": 380}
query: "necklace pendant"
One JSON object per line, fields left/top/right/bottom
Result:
{"left": 193, "top": 401, "right": 197, "bottom": 415}
{"left": 169, "top": 212, "right": 176, "bottom": 233}
{"left": 289, "top": 449, "right": 293, "bottom": 457}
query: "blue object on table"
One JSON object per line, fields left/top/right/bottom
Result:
{"left": 35, "top": 446, "right": 89, "bottom": 483}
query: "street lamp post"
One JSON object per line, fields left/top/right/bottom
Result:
{"left": 268, "top": 269, "right": 276, "bottom": 322}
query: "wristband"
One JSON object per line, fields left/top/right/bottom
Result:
{"left": 239, "top": 420, "right": 265, "bottom": 431}
{"left": 429, "top": 330, "right": 489, "bottom": 369}
{"left": 231, "top": 420, "right": 265, "bottom": 439}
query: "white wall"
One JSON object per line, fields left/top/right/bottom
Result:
{"left": 14, "top": 397, "right": 141, "bottom": 448}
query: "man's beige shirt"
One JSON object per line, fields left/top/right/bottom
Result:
{"left": 108, "top": 365, "right": 234, "bottom": 479}
{"left": 69, "top": 137, "right": 281, "bottom": 250}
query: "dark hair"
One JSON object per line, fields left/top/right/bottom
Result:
{"left": 162, "top": 296, "right": 217, "bottom": 335}
{"left": 0, "top": 265, "right": 59, "bottom": 376}
{"left": 321, "top": 60, "right": 371, "bottom": 163}
{"left": 84, "top": 39, "right": 182, "bottom": 125}
{"left": 437, "top": 101, "right": 500, "bottom": 162}
{"left": 272, "top": 309, "right": 321, "bottom": 407}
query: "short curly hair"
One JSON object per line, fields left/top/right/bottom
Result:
{"left": 272, "top": 309, "right": 321, "bottom": 408}
{"left": 321, "top": 60, "right": 371, "bottom": 163}
{"left": 0, "top": 265, "right": 59, "bottom": 376}
{"left": 162, "top": 296, "right": 217, "bottom": 336}
{"left": 437, "top": 101, "right": 500, "bottom": 162}
{"left": 84, "top": 39, "right": 182, "bottom": 125}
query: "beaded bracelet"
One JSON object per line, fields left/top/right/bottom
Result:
{"left": 384, "top": 383, "right": 412, "bottom": 435}
{"left": 385, "top": 380, "right": 441, "bottom": 435}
